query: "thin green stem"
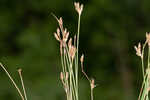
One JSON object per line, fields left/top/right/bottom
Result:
{"left": 0, "top": 63, "right": 25, "bottom": 100}
{"left": 91, "top": 88, "right": 94, "bottom": 100}
{"left": 65, "top": 51, "right": 77, "bottom": 100}
{"left": 61, "top": 53, "right": 65, "bottom": 74}
{"left": 141, "top": 42, "right": 147, "bottom": 78}
{"left": 141, "top": 58, "right": 145, "bottom": 80}
{"left": 148, "top": 47, "right": 150, "bottom": 69}
{"left": 138, "top": 73, "right": 147, "bottom": 100}
{"left": 75, "top": 14, "right": 81, "bottom": 100}
{"left": 18, "top": 70, "right": 28, "bottom": 100}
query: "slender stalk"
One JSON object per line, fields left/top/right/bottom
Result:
{"left": 61, "top": 53, "right": 65, "bottom": 75}
{"left": 148, "top": 47, "right": 150, "bottom": 69}
{"left": 148, "top": 48, "right": 150, "bottom": 69}
{"left": 77, "top": 14, "right": 81, "bottom": 50}
{"left": 141, "top": 41, "right": 147, "bottom": 78}
{"left": 0, "top": 63, "right": 24, "bottom": 100}
{"left": 65, "top": 50, "right": 77, "bottom": 100}
{"left": 75, "top": 14, "right": 81, "bottom": 100}
{"left": 76, "top": 14, "right": 81, "bottom": 80}
{"left": 18, "top": 69, "right": 28, "bottom": 100}
{"left": 91, "top": 88, "right": 94, "bottom": 100}
{"left": 138, "top": 73, "right": 147, "bottom": 100}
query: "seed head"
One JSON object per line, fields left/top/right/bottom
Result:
{"left": 57, "top": 28, "right": 60, "bottom": 35}
{"left": 51, "top": 13, "right": 63, "bottom": 30}
{"left": 134, "top": 43, "right": 142, "bottom": 58}
{"left": 63, "top": 31, "right": 69, "bottom": 42}
{"left": 54, "top": 28, "right": 61, "bottom": 41}
{"left": 58, "top": 17, "right": 63, "bottom": 28}
{"left": 68, "top": 38, "right": 72, "bottom": 49}
{"left": 54, "top": 33, "right": 60, "bottom": 41}
{"left": 146, "top": 32, "right": 150, "bottom": 47}
{"left": 17, "top": 68, "right": 22, "bottom": 74}
{"left": 60, "top": 72, "right": 64, "bottom": 81}
{"left": 69, "top": 46, "right": 76, "bottom": 60}
{"left": 91, "top": 78, "right": 95, "bottom": 89}
{"left": 80, "top": 54, "right": 84, "bottom": 63}
{"left": 74, "top": 2, "right": 83, "bottom": 15}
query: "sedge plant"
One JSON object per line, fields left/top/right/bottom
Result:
{"left": 53, "top": 2, "right": 96, "bottom": 100}
{"left": 135, "top": 32, "right": 150, "bottom": 100}
{"left": 0, "top": 2, "right": 96, "bottom": 100}
{"left": 1, "top": 2, "right": 150, "bottom": 100}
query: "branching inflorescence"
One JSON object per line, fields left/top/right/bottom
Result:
{"left": 135, "top": 32, "right": 150, "bottom": 100}
{"left": 0, "top": 2, "right": 96, "bottom": 100}
{"left": 53, "top": 2, "right": 96, "bottom": 100}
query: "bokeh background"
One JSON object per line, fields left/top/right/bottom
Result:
{"left": 0, "top": 0, "right": 150, "bottom": 100}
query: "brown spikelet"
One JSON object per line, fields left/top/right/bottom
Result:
{"left": 57, "top": 28, "right": 60, "bottom": 36}
{"left": 134, "top": 43, "right": 142, "bottom": 58}
{"left": 146, "top": 32, "right": 150, "bottom": 47}
{"left": 68, "top": 38, "right": 72, "bottom": 49}
{"left": 60, "top": 72, "right": 64, "bottom": 82}
{"left": 58, "top": 17, "right": 63, "bottom": 26}
{"left": 54, "top": 32, "right": 60, "bottom": 41}
{"left": 74, "top": 2, "right": 83, "bottom": 15}
{"left": 69, "top": 46, "right": 76, "bottom": 60}
{"left": 63, "top": 31, "right": 69, "bottom": 42}
{"left": 91, "top": 78, "right": 95, "bottom": 89}
{"left": 80, "top": 54, "right": 84, "bottom": 63}
{"left": 17, "top": 68, "right": 22, "bottom": 73}
{"left": 51, "top": 13, "right": 63, "bottom": 30}
{"left": 54, "top": 28, "right": 61, "bottom": 41}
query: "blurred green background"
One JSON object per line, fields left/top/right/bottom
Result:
{"left": 0, "top": 0, "right": 150, "bottom": 100}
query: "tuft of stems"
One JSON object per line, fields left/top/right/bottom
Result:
{"left": 53, "top": 2, "right": 96, "bottom": 100}
{"left": 135, "top": 32, "right": 150, "bottom": 100}
{"left": 0, "top": 63, "right": 27, "bottom": 100}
